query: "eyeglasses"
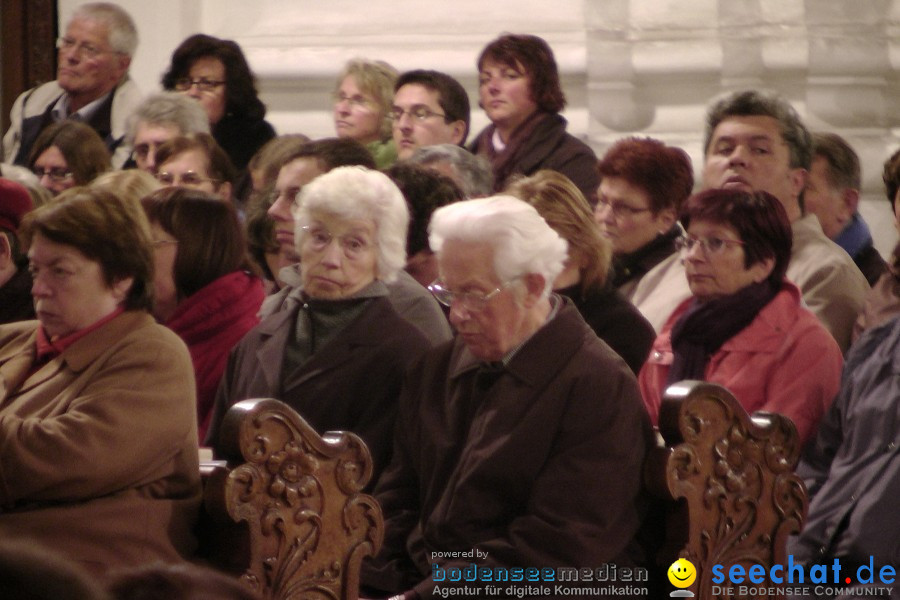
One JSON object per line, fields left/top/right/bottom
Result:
{"left": 56, "top": 37, "right": 120, "bottom": 59}
{"left": 300, "top": 225, "right": 373, "bottom": 259}
{"left": 33, "top": 167, "right": 74, "bottom": 182}
{"left": 427, "top": 279, "right": 518, "bottom": 312}
{"left": 156, "top": 171, "right": 219, "bottom": 187}
{"left": 173, "top": 77, "right": 225, "bottom": 93}
{"left": 333, "top": 92, "right": 374, "bottom": 110}
{"left": 595, "top": 197, "right": 652, "bottom": 219}
{"left": 675, "top": 235, "right": 746, "bottom": 256}
{"left": 390, "top": 106, "right": 446, "bottom": 122}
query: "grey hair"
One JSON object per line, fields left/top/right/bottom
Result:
{"left": 704, "top": 89, "right": 812, "bottom": 170}
{"left": 407, "top": 144, "right": 494, "bottom": 198}
{"left": 429, "top": 195, "right": 567, "bottom": 298}
{"left": 125, "top": 92, "right": 211, "bottom": 145}
{"left": 812, "top": 132, "right": 861, "bottom": 191}
{"left": 294, "top": 166, "right": 409, "bottom": 283}
{"left": 70, "top": 2, "right": 138, "bottom": 57}
{"left": 336, "top": 58, "right": 399, "bottom": 141}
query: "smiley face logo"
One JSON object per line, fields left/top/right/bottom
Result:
{"left": 668, "top": 558, "right": 697, "bottom": 588}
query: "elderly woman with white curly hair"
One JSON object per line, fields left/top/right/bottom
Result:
{"left": 206, "top": 166, "right": 432, "bottom": 487}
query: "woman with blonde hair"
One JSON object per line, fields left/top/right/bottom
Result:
{"left": 333, "top": 58, "right": 398, "bottom": 168}
{"left": 506, "top": 170, "right": 654, "bottom": 373}
{"left": 91, "top": 169, "right": 162, "bottom": 206}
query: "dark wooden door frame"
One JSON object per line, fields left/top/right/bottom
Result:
{"left": 1, "top": 0, "right": 57, "bottom": 136}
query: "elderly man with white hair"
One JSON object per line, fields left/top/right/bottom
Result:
{"left": 2, "top": 2, "right": 143, "bottom": 168}
{"left": 206, "top": 166, "right": 432, "bottom": 488}
{"left": 361, "top": 196, "right": 653, "bottom": 600}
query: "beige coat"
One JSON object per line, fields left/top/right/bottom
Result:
{"left": 0, "top": 311, "right": 201, "bottom": 576}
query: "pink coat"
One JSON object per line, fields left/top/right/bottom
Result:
{"left": 638, "top": 282, "right": 842, "bottom": 445}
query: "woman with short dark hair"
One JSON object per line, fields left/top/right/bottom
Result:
{"left": 639, "top": 188, "right": 843, "bottom": 444}
{"left": 162, "top": 34, "right": 275, "bottom": 174}
{"left": 141, "top": 187, "right": 264, "bottom": 440}
{"left": 469, "top": 34, "right": 599, "bottom": 202}
{"left": 0, "top": 187, "right": 200, "bottom": 575}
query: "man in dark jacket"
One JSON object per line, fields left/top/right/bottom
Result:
{"left": 361, "top": 196, "right": 653, "bottom": 600}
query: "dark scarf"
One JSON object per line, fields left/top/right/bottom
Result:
{"left": 474, "top": 110, "right": 550, "bottom": 191}
{"left": 611, "top": 226, "right": 680, "bottom": 287}
{"left": 666, "top": 280, "right": 779, "bottom": 386}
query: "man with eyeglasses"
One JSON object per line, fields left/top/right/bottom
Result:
{"left": 391, "top": 70, "right": 470, "bottom": 161}
{"left": 630, "top": 89, "right": 869, "bottom": 353}
{"left": 360, "top": 195, "right": 652, "bottom": 600}
{"left": 2, "top": 3, "right": 142, "bottom": 170}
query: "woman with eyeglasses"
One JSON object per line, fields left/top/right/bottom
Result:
{"left": 506, "top": 170, "right": 654, "bottom": 374}
{"left": 469, "top": 34, "right": 599, "bottom": 203}
{"left": 206, "top": 166, "right": 431, "bottom": 489}
{"left": 141, "top": 187, "right": 264, "bottom": 441}
{"left": 594, "top": 137, "right": 694, "bottom": 331}
{"left": 638, "top": 188, "right": 842, "bottom": 445}
{"left": 161, "top": 34, "right": 275, "bottom": 178}
{"left": 154, "top": 133, "right": 236, "bottom": 202}
{"left": 28, "top": 121, "right": 111, "bottom": 196}
{"left": 333, "top": 58, "right": 398, "bottom": 169}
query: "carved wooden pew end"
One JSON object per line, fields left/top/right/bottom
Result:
{"left": 199, "top": 398, "right": 384, "bottom": 600}
{"left": 644, "top": 381, "right": 808, "bottom": 600}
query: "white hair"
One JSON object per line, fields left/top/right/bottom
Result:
{"left": 429, "top": 195, "right": 567, "bottom": 297}
{"left": 70, "top": 3, "right": 138, "bottom": 57}
{"left": 293, "top": 166, "right": 409, "bottom": 283}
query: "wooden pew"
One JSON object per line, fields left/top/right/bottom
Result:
{"left": 198, "top": 398, "right": 384, "bottom": 600}
{"left": 644, "top": 381, "right": 808, "bottom": 599}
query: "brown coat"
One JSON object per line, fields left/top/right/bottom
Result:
{"left": 362, "top": 300, "right": 653, "bottom": 600}
{"left": 0, "top": 311, "right": 201, "bottom": 576}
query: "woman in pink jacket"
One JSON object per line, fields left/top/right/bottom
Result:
{"left": 638, "top": 188, "right": 842, "bottom": 445}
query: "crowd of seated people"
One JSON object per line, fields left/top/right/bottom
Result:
{"left": 1, "top": 2, "right": 899, "bottom": 598}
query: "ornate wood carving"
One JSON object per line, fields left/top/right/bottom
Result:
{"left": 203, "top": 398, "right": 384, "bottom": 600}
{"left": 645, "top": 381, "right": 808, "bottom": 600}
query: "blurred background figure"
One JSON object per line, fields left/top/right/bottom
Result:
{"left": 28, "top": 121, "right": 111, "bottom": 196}
{"left": 854, "top": 146, "right": 900, "bottom": 340}
{"left": 155, "top": 133, "right": 236, "bottom": 203}
{"left": 384, "top": 162, "right": 465, "bottom": 287}
{"left": 805, "top": 132, "right": 886, "bottom": 285}
{"left": 407, "top": 143, "right": 494, "bottom": 198}
{"left": 333, "top": 58, "right": 398, "bottom": 168}
{"left": 470, "top": 34, "right": 599, "bottom": 203}
{"left": 0, "top": 177, "right": 35, "bottom": 323}
{"left": 507, "top": 170, "right": 654, "bottom": 373}
{"left": 162, "top": 33, "right": 275, "bottom": 191}
{"left": 124, "top": 92, "right": 210, "bottom": 174}
{"left": 91, "top": 168, "right": 162, "bottom": 207}
{"left": 107, "top": 562, "right": 256, "bottom": 600}
{"left": 141, "top": 187, "right": 264, "bottom": 440}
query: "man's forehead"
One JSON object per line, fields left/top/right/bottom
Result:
{"left": 437, "top": 240, "right": 499, "bottom": 283}
{"left": 66, "top": 17, "right": 110, "bottom": 42}
{"left": 712, "top": 115, "right": 784, "bottom": 141}
{"left": 394, "top": 84, "right": 440, "bottom": 106}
